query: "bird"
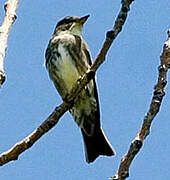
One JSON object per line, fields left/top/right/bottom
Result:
{"left": 45, "top": 15, "right": 115, "bottom": 163}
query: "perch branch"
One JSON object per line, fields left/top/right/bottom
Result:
{"left": 110, "top": 29, "right": 170, "bottom": 180}
{"left": 0, "top": 0, "right": 19, "bottom": 86}
{"left": 0, "top": 0, "right": 134, "bottom": 166}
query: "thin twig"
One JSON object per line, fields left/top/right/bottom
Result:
{"left": 0, "top": 0, "right": 19, "bottom": 86}
{"left": 110, "top": 29, "right": 170, "bottom": 180}
{"left": 0, "top": 0, "right": 134, "bottom": 166}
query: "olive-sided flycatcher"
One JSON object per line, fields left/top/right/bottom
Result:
{"left": 45, "top": 15, "right": 115, "bottom": 163}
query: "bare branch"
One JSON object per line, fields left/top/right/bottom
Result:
{"left": 0, "top": 0, "right": 134, "bottom": 166}
{"left": 0, "top": 0, "right": 19, "bottom": 86}
{"left": 110, "top": 29, "right": 170, "bottom": 180}
{"left": 0, "top": 102, "right": 70, "bottom": 165}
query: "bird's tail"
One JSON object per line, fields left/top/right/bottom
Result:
{"left": 81, "top": 127, "right": 115, "bottom": 163}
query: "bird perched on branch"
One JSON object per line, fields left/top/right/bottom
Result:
{"left": 45, "top": 15, "right": 115, "bottom": 163}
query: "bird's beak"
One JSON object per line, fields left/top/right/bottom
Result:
{"left": 78, "top": 15, "right": 90, "bottom": 25}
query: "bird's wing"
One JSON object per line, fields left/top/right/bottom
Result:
{"left": 73, "top": 35, "right": 101, "bottom": 128}
{"left": 66, "top": 34, "right": 90, "bottom": 75}
{"left": 81, "top": 39, "right": 101, "bottom": 128}
{"left": 71, "top": 34, "right": 101, "bottom": 128}
{"left": 45, "top": 36, "right": 60, "bottom": 68}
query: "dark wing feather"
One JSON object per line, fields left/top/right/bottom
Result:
{"left": 81, "top": 39, "right": 101, "bottom": 127}
{"left": 66, "top": 34, "right": 101, "bottom": 130}
{"left": 67, "top": 35, "right": 89, "bottom": 75}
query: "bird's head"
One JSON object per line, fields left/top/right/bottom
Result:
{"left": 54, "top": 15, "right": 90, "bottom": 36}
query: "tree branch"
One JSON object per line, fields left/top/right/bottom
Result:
{"left": 0, "top": 0, "right": 19, "bottom": 86}
{"left": 110, "top": 29, "right": 170, "bottom": 180}
{"left": 0, "top": 0, "right": 134, "bottom": 166}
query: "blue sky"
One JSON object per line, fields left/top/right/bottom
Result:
{"left": 0, "top": 0, "right": 170, "bottom": 179}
